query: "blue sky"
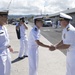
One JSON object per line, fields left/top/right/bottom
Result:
{"left": 0, "top": 0, "right": 75, "bottom": 15}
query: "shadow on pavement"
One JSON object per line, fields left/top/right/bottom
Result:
{"left": 11, "top": 57, "right": 25, "bottom": 64}
{"left": 12, "top": 51, "right": 19, "bottom": 54}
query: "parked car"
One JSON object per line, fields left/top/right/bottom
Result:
{"left": 43, "top": 19, "right": 52, "bottom": 27}
{"left": 25, "top": 20, "right": 28, "bottom": 24}
{"left": 12, "top": 22, "right": 19, "bottom": 25}
{"left": 12, "top": 22, "right": 16, "bottom": 25}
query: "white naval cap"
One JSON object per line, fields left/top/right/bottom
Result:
{"left": 59, "top": 13, "right": 72, "bottom": 20}
{"left": 0, "top": 10, "right": 9, "bottom": 15}
{"left": 33, "top": 16, "right": 43, "bottom": 20}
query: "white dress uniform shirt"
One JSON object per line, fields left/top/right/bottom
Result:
{"left": 20, "top": 24, "right": 27, "bottom": 39}
{"left": 16, "top": 23, "right": 27, "bottom": 39}
{"left": 28, "top": 26, "right": 40, "bottom": 75}
{"left": 0, "top": 26, "right": 9, "bottom": 49}
{"left": 0, "top": 25, "right": 11, "bottom": 75}
{"left": 62, "top": 23, "right": 75, "bottom": 75}
{"left": 28, "top": 26, "right": 40, "bottom": 47}
{"left": 62, "top": 23, "right": 75, "bottom": 51}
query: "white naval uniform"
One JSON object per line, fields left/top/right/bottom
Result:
{"left": 0, "top": 26, "right": 11, "bottom": 75}
{"left": 18, "top": 24, "right": 28, "bottom": 57}
{"left": 62, "top": 23, "right": 75, "bottom": 75}
{"left": 28, "top": 26, "right": 40, "bottom": 75}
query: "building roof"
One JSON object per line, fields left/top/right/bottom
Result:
{"left": 49, "top": 8, "right": 75, "bottom": 18}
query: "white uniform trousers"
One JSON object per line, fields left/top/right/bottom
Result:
{"left": 66, "top": 50, "right": 75, "bottom": 75}
{"left": 28, "top": 46, "right": 38, "bottom": 75}
{"left": 0, "top": 48, "right": 11, "bottom": 75}
{"left": 19, "top": 37, "right": 28, "bottom": 57}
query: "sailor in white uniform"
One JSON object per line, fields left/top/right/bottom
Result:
{"left": 16, "top": 17, "right": 28, "bottom": 59}
{"left": 51, "top": 13, "right": 75, "bottom": 75}
{"left": 0, "top": 10, "right": 13, "bottom": 75}
{"left": 28, "top": 16, "right": 50, "bottom": 75}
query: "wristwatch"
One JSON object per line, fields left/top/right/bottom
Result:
{"left": 7, "top": 45, "right": 11, "bottom": 48}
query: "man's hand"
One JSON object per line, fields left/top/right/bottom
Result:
{"left": 25, "top": 26, "right": 28, "bottom": 30}
{"left": 9, "top": 47, "right": 13, "bottom": 53}
{"left": 24, "top": 24, "right": 28, "bottom": 30}
{"left": 49, "top": 45, "right": 56, "bottom": 51}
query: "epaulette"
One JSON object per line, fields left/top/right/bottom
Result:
{"left": 67, "top": 27, "right": 70, "bottom": 31}
{"left": 34, "top": 28, "right": 37, "bottom": 31}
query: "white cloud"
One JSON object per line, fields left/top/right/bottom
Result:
{"left": 44, "top": 0, "right": 75, "bottom": 14}
{"left": 0, "top": 0, "right": 75, "bottom": 15}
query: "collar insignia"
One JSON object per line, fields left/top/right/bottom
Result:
{"left": 67, "top": 27, "right": 70, "bottom": 31}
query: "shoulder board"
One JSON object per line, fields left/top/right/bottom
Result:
{"left": 67, "top": 27, "right": 70, "bottom": 31}
{"left": 34, "top": 28, "right": 37, "bottom": 31}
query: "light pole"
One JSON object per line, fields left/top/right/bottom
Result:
{"left": 44, "top": 0, "right": 47, "bottom": 16}
{"left": 7, "top": 0, "right": 13, "bottom": 10}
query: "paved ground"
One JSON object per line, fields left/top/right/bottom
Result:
{"left": 6, "top": 24, "right": 66, "bottom": 75}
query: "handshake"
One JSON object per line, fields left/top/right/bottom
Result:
{"left": 49, "top": 45, "right": 57, "bottom": 51}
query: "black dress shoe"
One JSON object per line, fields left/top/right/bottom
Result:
{"left": 23, "top": 55, "right": 28, "bottom": 58}
{"left": 18, "top": 57, "right": 24, "bottom": 59}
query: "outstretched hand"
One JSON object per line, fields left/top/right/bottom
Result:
{"left": 9, "top": 47, "right": 14, "bottom": 53}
